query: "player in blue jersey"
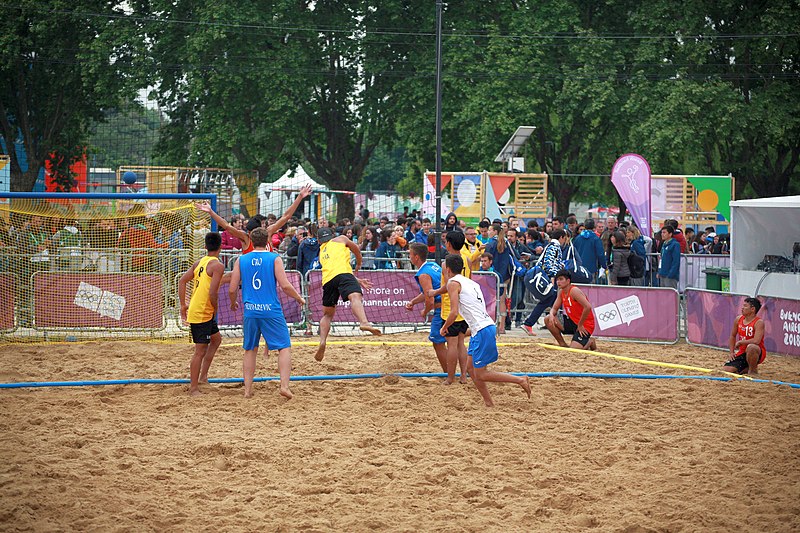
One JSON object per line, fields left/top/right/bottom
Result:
{"left": 229, "top": 228, "right": 305, "bottom": 399}
{"left": 405, "top": 243, "right": 448, "bottom": 375}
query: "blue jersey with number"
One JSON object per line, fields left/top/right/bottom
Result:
{"left": 239, "top": 251, "right": 283, "bottom": 319}
{"left": 415, "top": 261, "right": 442, "bottom": 304}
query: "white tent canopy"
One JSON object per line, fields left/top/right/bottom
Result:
{"left": 257, "top": 166, "right": 332, "bottom": 219}
{"left": 730, "top": 195, "right": 800, "bottom": 298}
{"left": 266, "top": 166, "right": 326, "bottom": 191}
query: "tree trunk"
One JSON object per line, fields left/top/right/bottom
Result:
{"left": 337, "top": 192, "right": 355, "bottom": 221}
{"left": 11, "top": 165, "right": 41, "bottom": 192}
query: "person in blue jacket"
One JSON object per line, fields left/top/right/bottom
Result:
{"left": 521, "top": 229, "right": 567, "bottom": 336}
{"left": 571, "top": 218, "right": 607, "bottom": 282}
{"left": 297, "top": 223, "right": 321, "bottom": 276}
{"left": 657, "top": 225, "right": 681, "bottom": 290}
{"left": 375, "top": 231, "right": 399, "bottom": 269}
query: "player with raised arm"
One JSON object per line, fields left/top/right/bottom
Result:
{"left": 178, "top": 232, "right": 225, "bottom": 396}
{"left": 405, "top": 243, "right": 448, "bottom": 375}
{"left": 195, "top": 184, "right": 312, "bottom": 253}
{"left": 228, "top": 228, "right": 306, "bottom": 399}
{"left": 314, "top": 227, "right": 381, "bottom": 362}
{"left": 723, "top": 297, "right": 767, "bottom": 375}
{"left": 436, "top": 254, "right": 531, "bottom": 407}
{"left": 545, "top": 269, "right": 597, "bottom": 351}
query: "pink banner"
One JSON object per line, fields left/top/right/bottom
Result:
{"left": 216, "top": 271, "right": 304, "bottom": 326}
{"left": 686, "top": 289, "right": 800, "bottom": 357}
{"left": 33, "top": 273, "right": 163, "bottom": 329}
{"left": 611, "top": 154, "right": 651, "bottom": 234}
{"left": 0, "top": 273, "right": 14, "bottom": 331}
{"left": 577, "top": 285, "right": 679, "bottom": 342}
{"left": 307, "top": 270, "right": 498, "bottom": 324}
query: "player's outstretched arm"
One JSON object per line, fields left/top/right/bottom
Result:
{"left": 207, "top": 260, "right": 225, "bottom": 311}
{"left": 274, "top": 257, "right": 305, "bottom": 306}
{"left": 228, "top": 259, "right": 242, "bottom": 311}
{"left": 178, "top": 261, "right": 199, "bottom": 323}
{"left": 417, "top": 273, "right": 435, "bottom": 317}
{"left": 268, "top": 185, "right": 312, "bottom": 237}
{"left": 343, "top": 237, "right": 363, "bottom": 271}
{"left": 195, "top": 202, "right": 248, "bottom": 242}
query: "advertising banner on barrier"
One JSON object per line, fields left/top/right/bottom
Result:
{"left": 578, "top": 285, "right": 679, "bottom": 342}
{"left": 0, "top": 273, "right": 14, "bottom": 330}
{"left": 306, "top": 270, "right": 498, "bottom": 324}
{"left": 685, "top": 289, "right": 800, "bottom": 356}
{"left": 216, "top": 270, "right": 304, "bottom": 326}
{"left": 33, "top": 273, "right": 163, "bottom": 328}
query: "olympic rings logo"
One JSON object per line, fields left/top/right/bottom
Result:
{"left": 75, "top": 289, "right": 100, "bottom": 302}
{"left": 598, "top": 310, "right": 618, "bottom": 321}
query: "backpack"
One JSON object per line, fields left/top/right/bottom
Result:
{"left": 564, "top": 243, "right": 592, "bottom": 284}
{"left": 523, "top": 252, "right": 555, "bottom": 301}
{"left": 627, "top": 252, "right": 645, "bottom": 278}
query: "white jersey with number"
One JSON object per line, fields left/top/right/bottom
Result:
{"left": 450, "top": 274, "right": 493, "bottom": 334}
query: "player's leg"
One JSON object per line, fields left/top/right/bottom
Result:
{"left": 242, "top": 318, "right": 261, "bottom": 397}
{"left": 199, "top": 329, "right": 221, "bottom": 383}
{"left": 473, "top": 365, "right": 531, "bottom": 399}
{"left": 722, "top": 354, "right": 748, "bottom": 374}
{"left": 276, "top": 347, "right": 293, "bottom": 399}
{"left": 457, "top": 333, "right": 469, "bottom": 384}
{"left": 347, "top": 292, "right": 381, "bottom": 335}
{"left": 315, "top": 306, "right": 336, "bottom": 361}
{"left": 745, "top": 344, "right": 762, "bottom": 375}
{"left": 544, "top": 314, "right": 567, "bottom": 347}
{"left": 470, "top": 325, "right": 531, "bottom": 400}
{"left": 467, "top": 356, "right": 494, "bottom": 407}
{"left": 189, "top": 342, "right": 207, "bottom": 396}
{"left": 429, "top": 312, "right": 448, "bottom": 372}
{"left": 569, "top": 330, "right": 593, "bottom": 351}
{"left": 443, "top": 335, "right": 458, "bottom": 384}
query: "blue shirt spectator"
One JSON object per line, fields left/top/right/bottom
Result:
{"left": 297, "top": 236, "right": 320, "bottom": 275}
{"left": 572, "top": 225, "right": 606, "bottom": 276}
{"left": 658, "top": 233, "right": 681, "bottom": 282}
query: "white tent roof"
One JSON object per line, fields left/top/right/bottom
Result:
{"left": 266, "top": 165, "right": 326, "bottom": 191}
{"left": 730, "top": 195, "right": 800, "bottom": 208}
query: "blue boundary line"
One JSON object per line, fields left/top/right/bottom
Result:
{"left": 1, "top": 372, "right": 798, "bottom": 389}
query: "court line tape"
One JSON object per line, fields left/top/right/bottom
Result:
{"left": 536, "top": 343, "right": 754, "bottom": 381}
{"left": 1, "top": 372, "right": 798, "bottom": 389}
{"left": 221, "top": 341, "right": 532, "bottom": 348}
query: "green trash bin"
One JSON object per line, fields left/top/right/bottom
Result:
{"left": 704, "top": 268, "right": 722, "bottom": 291}
{"left": 719, "top": 268, "right": 730, "bottom": 292}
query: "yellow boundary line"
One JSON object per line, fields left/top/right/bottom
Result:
{"left": 536, "top": 343, "right": 752, "bottom": 381}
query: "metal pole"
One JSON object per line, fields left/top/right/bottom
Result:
{"left": 434, "top": 0, "right": 444, "bottom": 264}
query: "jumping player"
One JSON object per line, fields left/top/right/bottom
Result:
{"left": 178, "top": 232, "right": 225, "bottom": 396}
{"left": 439, "top": 254, "right": 531, "bottom": 407}
{"left": 228, "top": 228, "right": 305, "bottom": 399}
{"left": 545, "top": 269, "right": 598, "bottom": 351}
{"left": 723, "top": 297, "right": 766, "bottom": 375}
{"left": 195, "top": 184, "right": 311, "bottom": 254}
{"left": 405, "top": 243, "right": 448, "bottom": 375}
{"left": 315, "top": 227, "right": 381, "bottom": 362}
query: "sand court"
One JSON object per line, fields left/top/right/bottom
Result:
{"left": 1, "top": 334, "right": 799, "bottom": 531}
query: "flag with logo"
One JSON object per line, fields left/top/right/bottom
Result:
{"left": 611, "top": 154, "right": 651, "bottom": 234}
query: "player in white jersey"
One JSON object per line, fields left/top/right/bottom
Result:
{"left": 435, "top": 254, "right": 531, "bottom": 407}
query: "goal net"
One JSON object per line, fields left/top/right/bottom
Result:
{"left": 0, "top": 193, "right": 215, "bottom": 342}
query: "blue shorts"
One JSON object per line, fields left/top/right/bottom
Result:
{"left": 429, "top": 310, "right": 446, "bottom": 344}
{"left": 243, "top": 316, "right": 291, "bottom": 351}
{"left": 468, "top": 324, "right": 499, "bottom": 368}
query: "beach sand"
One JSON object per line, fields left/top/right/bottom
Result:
{"left": 1, "top": 333, "right": 799, "bottom": 532}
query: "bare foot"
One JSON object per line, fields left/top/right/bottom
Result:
{"left": 441, "top": 378, "right": 455, "bottom": 385}
{"left": 459, "top": 378, "right": 468, "bottom": 384}
{"left": 360, "top": 324, "right": 382, "bottom": 336}
{"left": 484, "top": 400, "right": 495, "bottom": 407}
{"left": 280, "top": 387, "right": 293, "bottom": 400}
{"left": 244, "top": 391, "right": 254, "bottom": 399}
{"left": 520, "top": 376, "right": 532, "bottom": 400}
{"left": 189, "top": 388, "right": 203, "bottom": 397}
{"left": 314, "top": 343, "right": 326, "bottom": 362}
{"left": 198, "top": 376, "right": 208, "bottom": 384}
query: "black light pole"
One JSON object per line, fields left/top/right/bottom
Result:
{"left": 434, "top": 0, "right": 444, "bottom": 264}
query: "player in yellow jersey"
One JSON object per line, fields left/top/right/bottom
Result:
{"left": 178, "top": 232, "right": 225, "bottom": 396}
{"left": 315, "top": 228, "right": 381, "bottom": 361}
{"left": 430, "top": 231, "right": 472, "bottom": 384}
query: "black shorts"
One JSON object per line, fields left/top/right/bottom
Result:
{"left": 445, "top": 320, "right": 468, "bottom": 337}
{"left": 725, "top": 348, "right": 765, "bottom": 374}
{"left": 561, "top": 315, "right": 591, "bottom": 347}
{"left": 190, "top": 318, "right": 219, "bottom": 344}
{"left": 322, "top": 273, "right": 363, "bottom": 308}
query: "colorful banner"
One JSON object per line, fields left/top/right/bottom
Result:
{"left": 611, "top": 154, "right": 651, "bottom": 234}
{"left": 687, "top": 176, "right": 732, "bottom": 221}
{"left": 216, "top": 271, "right": 304, "bottom": 326}
{"left": 306, "top": 270, "right": 499, "bottom": 324}
{"left": 578, "top": 285, "right": 679, "bottom": 342}
{"left": 452, "top": 174, "right": 481, "bottom": 220}
{"left": 33, "top": 273, "right": 163, "bottom": 329}
{"left": 422, "top": 172, "right": 452, "bottom": 221}
{"left": 685, "top": 289, "right": 800, "bottom": 357}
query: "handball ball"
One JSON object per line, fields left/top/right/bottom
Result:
{"left": 122, "top": 171, "right": 137, "bottom": 185}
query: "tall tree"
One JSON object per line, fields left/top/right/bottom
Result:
{"left": 0, "top": 2, "right": 142, "bottom": 191}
